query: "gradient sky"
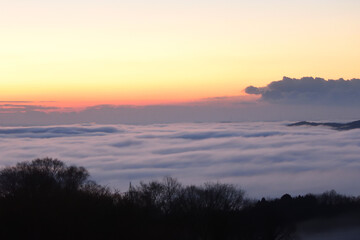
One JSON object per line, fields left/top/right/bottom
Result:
{"left": 1, "top": 0, "right": 360, "bottom": 107}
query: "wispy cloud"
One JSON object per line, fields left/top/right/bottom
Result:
{"left": 0, "top": 126, "right": 120, "bottom": 138}
{"left": 0, "top": 104, "right": 60, "bottom": 114}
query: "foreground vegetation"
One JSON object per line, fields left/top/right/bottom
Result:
{"left": 0, "top": 158, "right": 359, "bottom": 240}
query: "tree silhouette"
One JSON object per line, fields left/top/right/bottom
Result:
{"left": 0, "top": 158, "right": 113, "bottom": 240}
{"left": 0, "top": 158, "right": 359, "bottom": 240}
{"left": 0, "top": 157, "right": 91, "bottom": 198}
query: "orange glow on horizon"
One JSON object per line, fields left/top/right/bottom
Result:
{"left": 0, "top": 92, "right": 261, "bottom": 112}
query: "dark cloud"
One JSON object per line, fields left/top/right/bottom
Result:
{"left": 169, "top": 131, "right": 285, "bottom": 140}
{"left": 244, "top": 86, "right": 262, "bottom": 95}
{"left": 0, "top": 101, "right": 33, "bottom": 103}
{"left": 171, "top": 131, "right": 241, "bottom": 140}
{"left": 0, "top": 126, "right": 119, "bottom": 138}
{"left": 245, "top": 77, "right": 360, "bottom": 105}
{"left": 153, "top": 142, "right": 231, "bottom": 155}
{"left": 0, "top": 104, "right": 59, "bottom": 114}
{"left": 110, "top": 140, "right": 143, "bottom": 148}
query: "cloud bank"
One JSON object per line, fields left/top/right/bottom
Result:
{"left": 1, "top": 102, "right": 360, "bottom": 126}
{"left": 1, "top": 77, "right": 360, "bottom": 125}
{"left": 0, "top": 122, "right": 360, "bottom": 198}
{"left": 246, "top": 77, "right": 360, "bottom": 105}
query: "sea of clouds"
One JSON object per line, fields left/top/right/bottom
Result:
{"left": 0, "top": 122, "right": 359, "bottom": 198}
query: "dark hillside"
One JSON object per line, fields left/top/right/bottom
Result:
{"left": 288, "top": 120, "right": 360, "bottom": 130}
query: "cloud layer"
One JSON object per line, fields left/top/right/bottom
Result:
{"left": 246, "top": 77, "right": 360, "bottom": 105}
{"left": 2, "top": 102, "right": 360, "bottom": 125}
{"left": 0, "top": 122, "right": 360, "bottom": 198}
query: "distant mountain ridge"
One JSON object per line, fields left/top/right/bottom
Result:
{"left": 288, "top": 120, "right": 360, "bottom": 130}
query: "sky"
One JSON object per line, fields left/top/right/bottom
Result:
{"left": 1, "top": 122, "right": 360, "bottom": 198}
{"left": 1, "top": 0, "right": 360, "bottom": 108}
